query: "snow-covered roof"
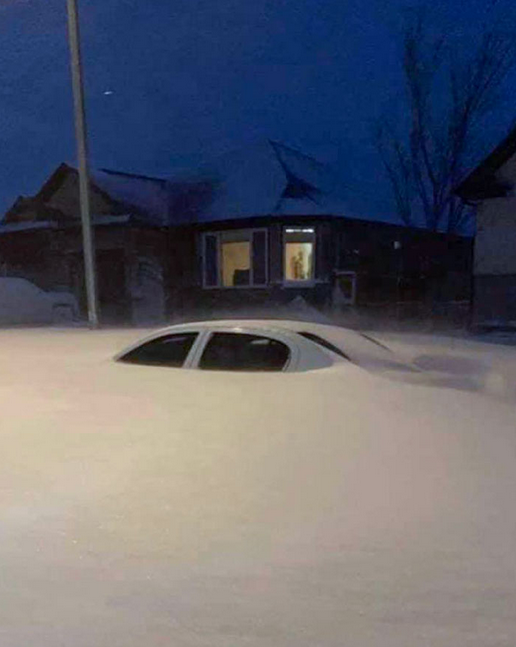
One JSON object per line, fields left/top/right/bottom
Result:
{"left": 0, "top": 220, "right": 58, "bottom": 234}
{"left": 164, "top": 140, "right": 357, "bottom": 225}
{"left": 8, "top": 142, "right": 395, "bottom": 230}
{"left": 90, "top": 169, "right": 169, "bottom": 226}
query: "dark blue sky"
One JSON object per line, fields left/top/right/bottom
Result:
{"left": 1, "top": 0, "right": 515, "bottom": 221}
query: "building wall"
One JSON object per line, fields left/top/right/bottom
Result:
{"left": 164, "top": 218, "right": 471, "bottom": 320}
{"left": 474, "top": 275, "right": 516, "bottom": 325}
{"left": 470, "top": 154, "right": 516, "bottom": 325}
{"left": 128, "top": 229, "right": 167, "bottom": 325}
{"left": 475, "top": 196, "right": 516, "bottom": 275}
{"left": 0, "top": 216, "right": 472, "bottom": 325}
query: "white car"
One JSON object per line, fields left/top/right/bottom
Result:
{"left": 0, "top": 277, "right": 78, "bottom": 325}
{"left": 1, "top": 321, "right": 515, "bottom": 647}
{"left": 115, "top": 319, "right": 413, "bottom": 372}
{"left": 115, "top": 320, "right": 495, "bottom": 392}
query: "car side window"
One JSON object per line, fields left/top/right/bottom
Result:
{"left": 118, "top": 333, "right": 198, "bottom": 367}
{"left": 298, "top": 332, "right": 352, "bottom": 361}
{"left": 199, "top": 333, "right": 290, "bottom": 372}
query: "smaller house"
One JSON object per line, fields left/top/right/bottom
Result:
{"left": 456, "top": 126, "right": 516, "bottom": 327}
{"left": 1, "top": 163, "right": 170, "bottom": 323}
{"left": 1, "top": 141, "right": 472, "bottom": 325}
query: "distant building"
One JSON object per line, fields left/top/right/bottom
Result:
{"left": 456, "top": 127, "right": 516, "bottom": 328}
{"left": 0, "top": 140, "right": 471, "bottom": 324}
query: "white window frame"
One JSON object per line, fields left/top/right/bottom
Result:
{"left": 202, "top": 229, "right": 268, "bottom": 289}
{"left": 282, "top": 226, "right": 317, "bottom": 287}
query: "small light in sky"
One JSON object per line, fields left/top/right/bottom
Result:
{"left": 103, "top": 90, "right": 114, "bottom": 96}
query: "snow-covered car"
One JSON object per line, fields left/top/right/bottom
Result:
{"left": 116, "top": 320, "right": 495, "bottom": 393}
{"left": 1, "top": 323, "right": 516, "bottom": 646}
{"left": 0, "top": 277, "right": 78, "bottom": 325}
{"left": 115, "top": 319, "right": 413, "bottom": 374}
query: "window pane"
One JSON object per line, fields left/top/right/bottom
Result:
{"left": 119, "top": 333, "right": 198, "bottom": 367}
{"left": 199, "top": 333, "right": 290, "bottom": 371}
{"left": 221, "top": 241, "right": 250, "bottom": 286}
{"left": 204, "top": 235, "right": 218, "bottom": 287}
{"left": 252, "top": 230, "right": 267, "bottom": 285}
{"left": 284, "top": 228, "right": 315, "bottom": 281}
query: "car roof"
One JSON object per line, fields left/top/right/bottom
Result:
{"left": 114, "top": 319, "right": 352, "bottom": 371}
{"left": 113, "top": 319, "right": 405, "bottom": 371}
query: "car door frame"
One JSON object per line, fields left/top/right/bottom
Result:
{"left": 114, "top": 327, "right": 204, "bottom": 367}
{"left": 186, "top": 325, "right": 300, "bottom": 372}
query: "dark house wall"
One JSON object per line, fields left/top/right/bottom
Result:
{"left": 0, "top": 205, "right": 472, "bottom": 325}
{"left": 160, "top": 217, "right": 472, "bottom": 320}
{"left": 473, "top": 275, "right": 516, "bottom": 326}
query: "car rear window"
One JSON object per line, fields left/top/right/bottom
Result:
{"left": 298, "top": 332, "right": 352, "bottom": 361}
{"left": 118, "top": 333, "right": 198, "bottom": 367}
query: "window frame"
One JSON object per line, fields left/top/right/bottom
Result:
{"left": 282, "top": 225, "right": 317, "bottom": 287}
{"left": 201, "top": 228, "right": 268, "bottom": 289}
{"left": 116, "top": 331, "right": 200, "bottom": 368}
{"left": 196, "top": 331, "right": 292, "bottom": 372}
{"left": 298, "top": 331, "right": 352, "bottom": 362}
{"left": 189, "top": 327, "right": 299, "bottom": 371}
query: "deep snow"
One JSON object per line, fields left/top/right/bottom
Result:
{"left": 1, "top": 328, "right": 515, "bottom": 646}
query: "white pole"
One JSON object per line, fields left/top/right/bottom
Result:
{"left": 66, "top": 0, "right": 99, "bottom": 327}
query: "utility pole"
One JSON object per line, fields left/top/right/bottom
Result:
{"left": 66, "top": 0, "right": 99, "bottom": 327}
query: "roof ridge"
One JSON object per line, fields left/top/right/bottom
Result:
{"left": 98, "top": 168, "right": 167, "bottom": 183}
{"left": 268, "top": 139, "right": 330, "bottom": 170}
{"left": 456, "top": 122, "right": 516, "bottom": 199}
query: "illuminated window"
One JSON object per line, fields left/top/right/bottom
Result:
{"left": 284, "top": 227, "right": 315, "bottom": 282}
{"left": 221, "top": 232, "right": 251, "bottom": 287}
{"left": 203, "top": 229, "right": 267, "bottom": 288}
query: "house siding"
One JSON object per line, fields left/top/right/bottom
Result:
{"left": 465, "top": 153, "right": 516, "bottom": 326}
{"left": 475, "top": 198, "right": 516, "bottom": 276}
{"left": 45, "top": 174, "right": 114, "bottom": 220}
{"left": 474, "top": 275, "right": 516, "bottom": 325}
{"left": 0, "top": 184, "right": 472, "bottom": 325}
{"left": 162, "top": 218, "right": 471, "bottom": 321}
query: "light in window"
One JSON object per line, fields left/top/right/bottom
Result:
{"left": 221, "top": 241, "right": 250, "bottom": 286}
{"left": 284, "top": 227, "right": 315, "bottom": 282}
{"left": 203, "top": 230, "right": 267, "bottom": 288}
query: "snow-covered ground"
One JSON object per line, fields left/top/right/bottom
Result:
{"left": 1, "top": 327, "right": 516, "bottom": 646}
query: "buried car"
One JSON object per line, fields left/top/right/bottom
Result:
{"left": 115, "top": 319, "right": 512, "bottom": 396}
{"left": 0, "top": 277, "right": 78, "bottom": 325}
{"left": 1, "top": 323, "right": 516, "bottom": 647}
{"left": 115, "top": 319, "right": 408, "bottom": 373}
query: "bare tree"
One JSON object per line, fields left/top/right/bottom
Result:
{"left": 376, "top": 9, "right": 515, "bottom": 232}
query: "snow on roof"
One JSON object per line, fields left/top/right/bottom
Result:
{"left": 90, "top": 169, "right": 169, "bottom": 226}
{"left": 0, "top": 220, "right": 58, "bottom": 234}
{"left": 164, "top": 140, "right": 364, "bottom": 225}
{"left": 72, "top": 142, "right": 401, "bottom": 228}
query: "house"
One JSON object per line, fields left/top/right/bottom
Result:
{"left": 0, "top": 163, "right": 171, "bottom": 323}
{"left": 0, "top": 140, "right": 472, "bottom": 324}
{"left": 456, "top": 126, "right": 516, "bottom": 328}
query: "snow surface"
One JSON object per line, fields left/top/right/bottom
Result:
{"left": 0, "top": 278, "right": 76, "bottom": 325}
{"left": 1, "top": 328, "right": 516, "bottom": 646}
